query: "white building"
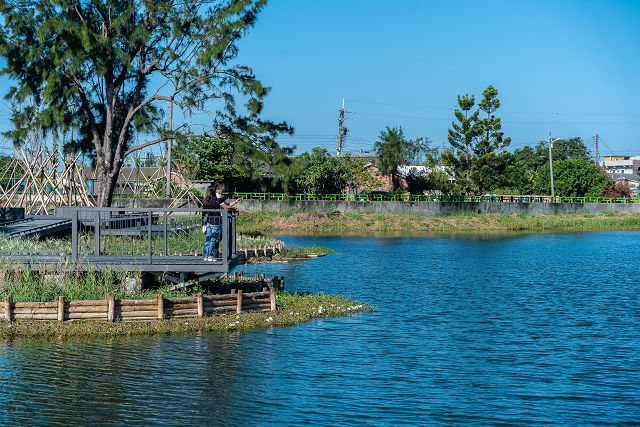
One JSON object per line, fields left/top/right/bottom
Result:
{"left": 601, "top": 155, "right": 640, "bottom": 175}
{"left": 601, "top": 156, "right": 640, "bottom": 195}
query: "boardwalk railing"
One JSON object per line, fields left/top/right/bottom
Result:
{"left": 1, "top": 288, "right": 275, "bottom": 322}
{"left": 231, "top": 192, "right": 640, "bottom": 204}
{"left": 69, "top": 207, "right": 238, "bottom": 273}
{"left": 3, "top": 207, "right": 238, "bottom": 274}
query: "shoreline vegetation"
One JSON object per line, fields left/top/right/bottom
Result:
{"left": 0, "top": 265, "right": 373, "bottom": 339}
{"left": 0, "top": 265, "right": 369, "bottom": 339}
{"left": 237, "top": 210, "right": 640, "bottom": 235}
{"left": 0, "top": 287, "right": 372, "bottom": 338}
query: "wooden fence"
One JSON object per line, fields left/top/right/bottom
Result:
{"left": 0, "top": 288, "right": 276, "bottom": 322}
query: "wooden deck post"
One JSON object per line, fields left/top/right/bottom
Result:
{"left": 106, "top": 294, "right": 115, "bottom": 322}
{"left": 269, "top": 287, "right": 276, "bottom": 311}
{"left": 236, "top": 289, "right": 243, "bottom": 314}
{"left": 157, "top": 294, "right": 164, "bottom": 319}
{"left": 4, "top": 295, "right": 12, "bottom": 321}
{"left": 57, "top": 296, "right": 65, "bottom": 321}
{"left": 196, "top": 293, "right": 203, "bottom": 318}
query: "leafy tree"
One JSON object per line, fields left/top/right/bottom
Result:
{"left": 532, "top": 158, "right": 608, "bottom": 197}
{"left": 505, "top": 137, "right": 592, "bottom": 193}
{"left": 374, "top": 126, "right": 431, "bottom": 190}
{"left": 500, "top": 159, "right": 535, "bottom": 194}
{"left": 229, "top": 137, "right": 295, "bottom": 192}
{"left": 405, "top": 168, "right": 455, "bottom": 195}
{"left": 292, "top": 148, "right": 346, "bottom": 194}
{"left": 0, "top": 0, "right": 291, "bottom": 206}
{"left": 291, "top": 148, "right": 376, "bottom": 194}
{"left": 173, "top": 133, "right": 296, "bottom": 192}
{"left": 173, "top": 136, "right": 236, "bottom": 182}
{"left": 512, "top": 137, "right": 590, "bottom": 172}
{"left": 347, "top": 157, "right": 381, "bottom": 193}
{"left": 550, "top": 137, "right": 591, "bottom": 162}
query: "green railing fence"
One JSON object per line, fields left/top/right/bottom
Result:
{"left": 232, "top": 192, "right": 640, "bottom": 204}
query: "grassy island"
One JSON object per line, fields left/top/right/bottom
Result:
{"left": 0, "top": 272, "right": 372, "bottom": 338}
{"left": 237, "top": 211, "right": 640, "bottom": 235}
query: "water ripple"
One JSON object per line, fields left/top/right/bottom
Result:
{"left": 1, "top": 232, "right": 640, "bottom": 424}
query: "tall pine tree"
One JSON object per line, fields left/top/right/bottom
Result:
{"left": 445, "top": 86, "right": 510, "bottom": 194}
{"left": 446, "top": 94, "right": 480, "bottom": 193}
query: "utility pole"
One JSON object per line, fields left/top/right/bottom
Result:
{"left": 548, "top": 132, "right": 555, "bottom": 200}
{"left": 336, "top": 98, "right": 347, "bottom": 157}
{"left": 165, "top": 97, "right": 173, "bottom": 198}
{"left": 594, "top": 133, "right": 599, "bottom": 167}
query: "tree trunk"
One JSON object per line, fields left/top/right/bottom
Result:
{"left": 95, "top": 163, "right": 122, "bottom": 207}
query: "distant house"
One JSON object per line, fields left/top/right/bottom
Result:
{"left": 601, "top": 155, "right": 640, "bottom": 196}
{"left": 602, "top": 155, "right": 640, "bottom": 175}
{"left": 83, "top": 166, "right": 178, "bottom": 195}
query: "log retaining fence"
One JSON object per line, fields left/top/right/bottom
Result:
{"left": 0, "top": 288, "right": 275, "bottom": 322}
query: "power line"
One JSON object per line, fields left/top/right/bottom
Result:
{"left": 350, "top": 110, "right": 640, "bottom": 126}
{"left": 347, "top": 98, "right": 640, "bottom": 118}
{"left": 347, "top": 99, "right": 454, "bottom": 112}
{"left": 597, "top": 135, "right": 617, "bottom": 155}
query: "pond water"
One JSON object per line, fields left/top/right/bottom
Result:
{"left": 1, "top": 232, "right": 639, "bottom": 424}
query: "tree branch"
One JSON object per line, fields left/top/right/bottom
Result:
{"left": 68, "top": 71, "right": 101, "bottom": 150}
{"left": 123, "top": 132, "right": 209, "bottom": 158}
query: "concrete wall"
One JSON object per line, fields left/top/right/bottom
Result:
{"left": 107, "top": 198, "right": 640, "bottom": 215}
{"left": 237, "top": 199, "right": 640, "bottom": 216}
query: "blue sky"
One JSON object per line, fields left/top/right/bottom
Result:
{"left": 232, "top": 0, "right": 640, "bottom": 156}
{"left": 1, "top": 0, "right": 639, "bottom": 157}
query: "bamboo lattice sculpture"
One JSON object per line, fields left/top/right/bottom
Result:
{"left": 1, "top": 141, "right": 200, "bottom": 212}
{"left": 0, "top": 145, "right": 93, "bottom": 214}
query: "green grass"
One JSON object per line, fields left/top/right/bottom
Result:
{"left": 273, "top": 246, "right": 336, "bottom": 260}
{"left": 0, "top": 227, "right": 282, "bottom": 259}
{"left": 237, "top": 210, "right": 640, "bottom": 234}
{"left": 0, "top": 263, "right": 207, "bottom": 302}
{"left": 0, "top": 291, "right": 373, "bottom": 339}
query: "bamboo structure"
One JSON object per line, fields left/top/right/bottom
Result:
{"left": 0, "top": 138, "right": 201, "bottom": 212}
{"left": 0, "top": 288, "right": 275, "bottom": 322}
{"left": 0, "top": 145, "right": 93, "bottom": 214}
{"left": 109, "top": 165, "right": 201, "bottom": 208}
